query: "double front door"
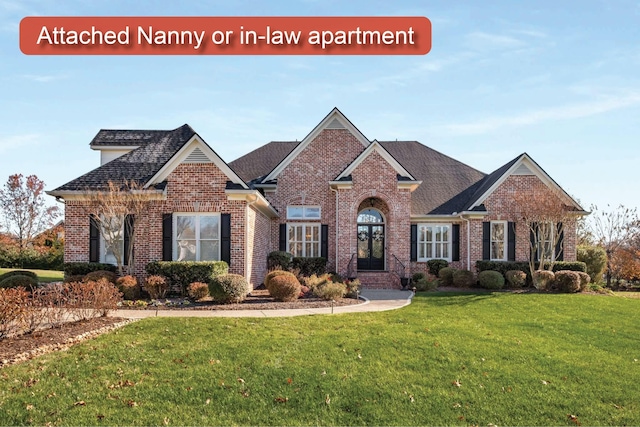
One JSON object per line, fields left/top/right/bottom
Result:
{"left": 357, "top": 224, "right": 385, "bottom": 270}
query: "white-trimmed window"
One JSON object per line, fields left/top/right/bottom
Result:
{"left": 173, "top": 213, "right": 220, "bottom": 261}
{"left": 418, "top": 224, "right": 451, "bottom": 261}
{"left": 99, "top": 215, "right": 124, "bottom": 265}
{"left": 536, "top": 222, "right": 555, "bottom": 261}
{"left": 490, "top": 221, "right": 507, "bottom": 261}
{"left": 287, "top": 223, "right": 320, "bottom": 257}
{"left": 287, "top": 205, "right": 321, "bottom": 220}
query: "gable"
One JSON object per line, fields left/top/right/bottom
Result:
{"left": 335, "top": 140, "right": 416, "bottom": 181}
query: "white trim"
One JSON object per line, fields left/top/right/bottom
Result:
{"left": 46, "top": 189, "right": 166, "bottom": 201}
{"left": 145, "top": 134, "right": 248, "bottom": 189}
{"left": 90, "top": 145, "right": 140, "bottom": 151}
{"left": 416, "top": 223, "right": 452, "bottom": 262}
{"left": 489, "top": 220, "right": 508, "bottom": 261}
{"left": 467, "top": 153, "right": 583, "bottom": 212}
{"left": 287, "top": 205, "right": 321, "bottom": 220}
{"left": 224, "top": 189, "right": 279, "bottom": 218}
{"left": 397, "top": 180, "right": 422, "bottom": 192}
{"left": 329, "top": 180, "right": 353, "bottom": 190}
{"left": 286, "top": 223, "right": 321, "bottom": 258}
{"left": 173, "top": 212, "right": 221, "bottom": 262}
{"left": 411, "top": 212, "right": 488, "bottom": 222}
{"left": 335, "top": 140, "right": 416, "bottom": 181}
{"left": 262, "top": 108, "right": 370, "bottom": 182}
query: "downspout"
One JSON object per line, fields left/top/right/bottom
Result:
{"left": 245, "top": 194, "right": 259, "bottom": 286}
{"left": 459, "top": 214, "right": 471, "bottom": 270}
{"left": 330, "top": 187, "right": 339, "bottom": 272}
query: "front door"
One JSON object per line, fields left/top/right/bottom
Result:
{"left": 357, "top": 224, "right": 385, "bottom": 270}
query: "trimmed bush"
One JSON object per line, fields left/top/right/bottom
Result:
{"left": 64, "top": 262, "right": 116, "bottom": 277}
{"left": 577, "top": 245, "right": 607, "bottom": 284}
{"left": 533, "top": 270, "right": 555, "bottom": 291}
{"left": 452, "top": 269, "right": 475, "bottom": 288}
{"left": 291, "top": 257, "right": 327, "bottom": 277}
{"left": 66, "top": 278, "right": 122, "bottom": 318}
{"left": 415, "top": 278, "right": 439, "bottom": 291}
{"left": 145, "top": 275, "right": 169, "bottom": 299}
{"left": 438, "top": 267, "right": 457, "bottom": 286}
{"left": 554, "top": 270, "right": 581, "bottom": 293}
{"left": 0, "top": 274, "right": 37, "bottom": 290}
{"left": 412, "top": 272, "right": 426, "bottom": 283}
{"left": 268, "top": 274, "right": 301, "bottom": 302}
{"left": 577, "top": 271, "right": 591, "bottom": 291}
{"left": 187, "top": 282, "right": 210, "bottom": 301}
{"left": 476, "top": 261, "right": 530, "bottom": 283}
{"left": 0, "top": 270, "right": 38, "bottom": 281}
{"left": 427, "top": 259, "right": 449, "bottom": 277}
{"left": 116, "top": 275, "right": 139, "bottom": 300}
{"left": 550, "top": 262, "right": 587, "bottom": 273}
{"left": 64, "top": 274, "right": 85, "bottom": 283}
{"left": 209, "top": 274, "right": 250, "bottom": 303}
{"left": 505, "top": 270, "right": 527, "bottom": 288}
{"left": 84, "top": 270, "right": 118, "bottom": 284}
{"left": 264, "top": 270, "right": 297, "bottom": 292}
{"left": 145, "top": 261, "right": 228, "bottom": 295}
{"left": 315, "top": 282, "right": 347, "bottom": 300}
{"left": 478, "top": 270, "right": 505, "bottom": 290}
{"left": 267, "top": 251, "right": 293, "bottom": 270}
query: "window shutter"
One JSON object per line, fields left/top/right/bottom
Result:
{"left": 452, "top": 224, "right": 460, "bottom": 262}
{"left": 124, "top": 214, "right": 134, "bottom": 266}
{"left": 321, "top": 224, "right": 328, "bottom": 259}
{"left": 530, "top": 222, "right": 539, "bottom": 262}
{"left": 89, "top": 215, "right": 100, "bottom": 263}
{"left": 410, "top": 224, "right": 417, "bottom": 262}
{"left": 221, "top": 213, "right": 231, "bottom": 265}
{"left": 555, "top": 222, "right": 564, "bottom": 261}
{"left": 507, "top": 221, "right": 516, "bottom": 261}
{"left": 482, "top": 222, "right": 490, "bottom": 260}
{"left": 162, "top": 214, "right": 173, "bottom": 261}
{"left": 279, "top": 224, "right": 287, "bottom": 251}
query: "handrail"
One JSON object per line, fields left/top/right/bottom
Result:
{"left": 345, "top": 253, "right": 356, "bottom": 279}
{"left": 391, "top": 254, "right": 406, "bottom": 279}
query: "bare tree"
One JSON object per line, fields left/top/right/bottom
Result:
{"left": 83, "top": 180, "right": 153, "bottom": 276}
{"left": 0, "top": 174, "right": 59, "bottom": 263}
{"left": 588, "top": 204, "right": 639, "bottom": 287}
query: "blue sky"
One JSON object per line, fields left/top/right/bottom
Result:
{"left": 1, "top": 0, "right": 639, "bottom": 214}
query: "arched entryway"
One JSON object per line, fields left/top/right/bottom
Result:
{"left": 357, "top": 208, "right": 385, "bottom": 270}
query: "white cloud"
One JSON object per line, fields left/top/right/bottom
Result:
{"left": 465, "top": 31, "right": 525, "bottom": 51}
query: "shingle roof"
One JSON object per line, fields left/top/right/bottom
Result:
{"left": 459, "top": 154, "right": 523, "bottom": 212}
{"left": 228, "top": 141, "right": 299, "bottom": 184}
{"left": 53, "top": 124, "right": 196, "bottom": 191}
{"left": 90, "top": 129, "right": 178, "bottom": 147}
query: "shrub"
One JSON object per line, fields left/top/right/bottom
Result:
{"left": 505, "top": 270, "right": 527, "bottom": 288}
{"left": 549, "top": 262, "right": 587, "bottom": 273}
{"left": 438, "top": 267, "right": 457, "bottom": 286}
{"left": 554, "top": 270, "right": 581, "bottom": 293}
{"left": 291, "top": 257, "right": 327, "bottom": 277}
{"left": 577, "top": 271, "right": 591, "bottom": 291}
{"left": 145, "top": 275, "right": 169, "bottom": 299}
{"left": 302, "top": 273, "right": 329, "bottom": 294}
{"left": 427, "top": 259, "right": 449, "bottom": 277}
{"left": 577, "top": 245, "right": 607, "bottom": 284}
{"left": 267, "top": 251, "right": 293, "bottom": 270}
{"left": 209, "top": 274, "right": 250, "bottom": 303}
{"left": 533, "top": 270, "right": 555, "bottom": 291}
{"left": 65, "top": 279, "right": 122, "bottom": 319}
{"left": 315, "top": 281, "right": 347, "bottom": 300}
{"left": 0, "top": 287, "right": 30, "bottom": 339}
{"left": 411, "top": 272, "right": 426, "bottom": 283}
{"left": 64, "top": 274, "right": 85, "bottom": 283}
{"left": 116, "top": 275, "right": 140, "bottom": 300}
{"left": 268, "top": 274, "right": 301, "bottom": 302}
{"left": 299, "top": 285, "right": 311, "bottom": 298}
{"left": 187, "top": 282, "right": 210, "bottom": 301}
{"left": 84, "top": 270, "right": 118, "bottom": 284}
{"left": 145, "top": 261, "right": 228, "bottom": 295}
{"left": 0, "top": 270, "right": 38, "bottom": 281}
{"left": 329, "top": 272, "right": 344, "bottom": 283}
{"left": 64, "top": 262, "right": 116, "bottom": 276}
{"left": 264, "top": 270, "right": 297, "bottom": 292}
{"left": 476, "top": 261, "right": 530, "bottom": 283}
{"left": 0, "top": 274, "right": 37, "bottom": 290}
{"left": 478, "top": 270, "right": 505, "bottom": 290}
{"left": 344, "top": 278, "right": 361, "bottom": 298}
{"left": 415, "top": 278, "right": 439, "bottom": 291}
{"left": 452, "top": 269, "right": 475, "bottom": 287}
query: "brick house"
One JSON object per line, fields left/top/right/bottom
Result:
{"left": 48, "top": 108, "right": 586, "bottom": 288}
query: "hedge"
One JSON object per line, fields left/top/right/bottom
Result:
{"left": 64, "top": 262, "right": 117, "bottom": 277}
{"left": 267, "top": 251, "right": 293, "bottom": 270}
{"left": 426, "top": 259, "right": 449, "bottom": 277}
{"left": 291, "top": 257, "right": 327, "bottom": 277}
{"left": 475, "top": 260, "right": 587, "bottom": 285}
{"left": 145, "top": 261, "right": 228, "bottom": 294}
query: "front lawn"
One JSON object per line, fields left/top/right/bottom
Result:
{"left": 0, "top": 268, "right": 63, "bottom": 283}
{"left": 0, "top": 293, "right": 638, "bottom": 426}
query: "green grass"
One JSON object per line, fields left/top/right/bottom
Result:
{"left": 615, "top": 291, "right": 640, "bottom": 299}
{"left": 0, "top": 268, "right": 63, "bottom": 283}
{"left": 1, "top": 293, "right": 639, "bottom": 426}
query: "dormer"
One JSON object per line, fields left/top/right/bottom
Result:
{"left": 89, "top": 128, "right": 170, "bottom": 165}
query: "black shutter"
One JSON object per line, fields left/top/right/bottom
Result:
{"left": 555, "top": 222, "right": 564, "bottom": 261}
{"left": 162, "top": 214, "right": 173, "bottom": 261}
{"left": 279, "top": 223, "right": 287, "bottom": 251}
{"left": 507, "top": 221, "right": 516, "bottom": 261}
{"left": 482, "top": 222, "right": 491, "bottom": 260}
{"left": 123, "top": 214, "right": 134, "bottom": 266}
{"left": 321, "top": 224, "right": 328, "bottom": 259}
{"left": 89, "top": 215, "right": 100, "bottom": 263}
{"left": 530, "top": 222, "right": 539, "bottom": 262}
{"left": 452, "top": 224, "right": 460, "bottom": 262}
{"left": 221, "top": 213, "right": 231, "bottom": 265}
{"left": 410, "top": 224, "right": 417, "bottom": 262}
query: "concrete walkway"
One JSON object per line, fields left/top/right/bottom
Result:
{"left": 110, "top": 289, "right": 414, "bottom": 319}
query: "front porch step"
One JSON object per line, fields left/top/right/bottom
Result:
{"left": 355, "top": 271, "right": 401, "bottom": 289}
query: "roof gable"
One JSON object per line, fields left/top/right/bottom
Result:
{"left": 335, "top": 140, "right": 415, "bottom": 180}
{"left": 262, "top": 108, "right": 370, "bottom": 182}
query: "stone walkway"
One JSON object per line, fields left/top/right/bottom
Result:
{"left": 110, "top": 289, "right": 414, "bottom": 319}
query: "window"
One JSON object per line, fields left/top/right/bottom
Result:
{"left": 287, "top": 223, "right": 320, "bottom": 257}
{"left": 536, "top": 222, "right": 555, "bottom": 261}
{"left": 490, "top": 221, "right": 507, "bottom": 261}
{"left": 99, "top": 215, "right": 124, "bottom": 265}
{"left": 174, "top": 213, "right": 220, "bottom": 261}
{"left": 287, "top": 205, "right": 321, "bottom": 220}
{"left": 418, "top": 224, "right": 451, "bottom": 261}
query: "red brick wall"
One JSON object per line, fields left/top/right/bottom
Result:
{"left": 246, "top": 203, "right": 272, "bottom": 287}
